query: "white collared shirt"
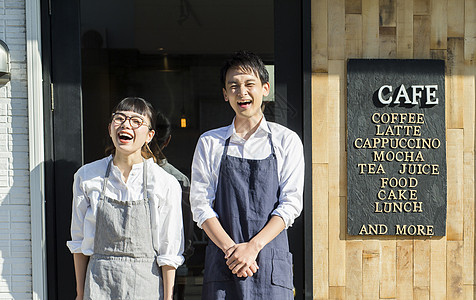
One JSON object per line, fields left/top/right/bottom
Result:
{"left": 190, "top": 117, "right": 304, "bottom": 229}
{"left": 67, "top": 156, "right": 185, "bottom": 269}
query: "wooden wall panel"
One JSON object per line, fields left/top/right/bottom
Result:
{"left": 447, "top": 0, "right": 464, "bottom": 38}
{"left": 396, "top": 0, "right": 413, "bottom": 58}
{"left": 465, "top": 0, "right": 476, "bottom": 61}
{"left": 463, "top": 67, "right": 475, "bottom": 151}
{"left": 328, "top": 0, "right": 346, "bottom": 60}
{"left": 380, "top": 239, "right": 396, "bottom": 298}
{"left": 430, "top": 237, "right": 447, "bottom": 299}
{"left": 447, "top": 241, "right": 464, "bottom": 299}
{"left": 345, "top": 240, "right": 362, "bottom": 299}
{"left": 464, "top": 285, "right": 474, "bottom": 300}
{"left": 379, "top": 0, "right": 396, "bottom": 27}
{"left": 413, "top": 239, "right": 430, "bottom": 289}
{"left": 462, "top": 66, "right": 476, "bottom": 295}
{"left": 447, "top": 38, "right": 465, "bottom": 129}
{"left": 328, "top": 61, "right": 346, "bottom": 287}
{"left": 430, "top": 49, "right": 447, "bottom": 60}
{"left": 362, "top": 0, "right": 379, "bottom": 57}
{"left": 413, "top": 286, "right": 429, "bottom": 300}
{"left": 379, "top": 27, "right": 396, "bottom": 58}
{"left": 313, "top": 164, "right": 329, "bottom": 299}
{"left": 446, "top": 129, "right": 464, "bottom": 241}
{"left": 328, "top": 191, "right": 346, "bottom": 287}
{"left": 345, "top": 0, "right": 362, "bottom": 14}
{"left": 463, "top": 152, "right": 475, "bottom": 285}
{"left": 311, "top": 0, "right": 474, "bottom": 298}
{"left": 312, "top": 74, "right": 329, "bottom": 164}
{"left": 413, "top": 15, "right": 431, "bottom": 58}
{"left": 311, "top": 0, "right": 328, "bottom": 72}
{"left": 329, "top": 286, "right": 345, "bottom": 299}
{"left": 430, "top": 0, "right": 447, "bottom": 50}
{"left": 345, "top": 14, "right": 363, "bottom": 58}
{"left": 362, "top": 241, "right": 380, "bottom": 299}
{"left": 413, "top": 0, "right": 430, "bottom": 15}
{"left": 396, "top": 241, "right": 413, "bottom": 299}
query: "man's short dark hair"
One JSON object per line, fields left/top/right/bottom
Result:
{"left": 220, "top": 50, "right": 269, "bottom": 89}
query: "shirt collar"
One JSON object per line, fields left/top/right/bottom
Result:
{"left": 224, "top": 116, "right": 270, "bottom": 141}
{"left": 109, "top": 155, "right": 146, "bottom": 175}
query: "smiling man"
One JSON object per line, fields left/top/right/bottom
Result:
{"left": 190, "top": 51, "right": 304, "bottom": 299}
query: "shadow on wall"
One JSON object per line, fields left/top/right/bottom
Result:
{"left": 0, "top": 81, "right": 32, "bottom": 298}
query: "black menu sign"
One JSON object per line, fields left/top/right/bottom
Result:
{"left": 347, "top": 59, "right": 446, "bottom": 236}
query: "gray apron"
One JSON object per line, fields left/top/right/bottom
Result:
{"left": 202, "top": 133, "right": 294, "bottom": 300}
{"left": 84, "top": 159, "right": 163, "bottom": 300}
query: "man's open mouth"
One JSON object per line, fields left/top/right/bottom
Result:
{"left": 237, "top": 100, "right": 252, "bottom": 107}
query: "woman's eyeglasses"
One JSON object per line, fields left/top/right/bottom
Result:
{"left": 111, "top": 113, "right": 151, "bottom": 129}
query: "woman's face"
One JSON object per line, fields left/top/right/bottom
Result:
{"left": 108, "top": 110, "right": 155, "bottom": 159}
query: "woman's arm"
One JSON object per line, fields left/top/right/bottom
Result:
{"left": 161, "top": 265, "right": 176, "bottom": 300}
{"left": 73, "top": 253, "right": 90, "bottom": 300}
{"left": 69, "top": 169, "right": 91, "bottom": 300}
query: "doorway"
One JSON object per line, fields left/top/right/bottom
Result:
{"left": 82, "top": 2, "right": 274, "bottom": 299}
{"left": 43, "top": 0, "right": 310, "bottom": 298}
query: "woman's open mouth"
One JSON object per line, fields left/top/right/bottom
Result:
{"left": 118, "top": 132, "right": 133, "bottom": 143}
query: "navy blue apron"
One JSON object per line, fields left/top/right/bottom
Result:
{"left": 202, "top": 132, "right": 294, "bottom": 299}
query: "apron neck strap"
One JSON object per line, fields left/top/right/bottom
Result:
{"left": 142, "top": 158, "right": 148, "bottom": 200}
{"left": 100, "top": 159, "right": 113, "bottom": 200}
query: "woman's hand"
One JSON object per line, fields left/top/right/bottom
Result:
{"left": 75, "top": 293, "right": 83, "bottom": 300}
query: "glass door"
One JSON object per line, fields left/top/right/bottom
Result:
{"left": 44, "top": 0, "right": 310, "bottom": 298}
{"left": 80, "top": 1, "right": 275, "bottom": 298}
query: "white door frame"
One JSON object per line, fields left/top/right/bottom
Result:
{"left": 26, "top": 0, "right": 47, "bottom": 299}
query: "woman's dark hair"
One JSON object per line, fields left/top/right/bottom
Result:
{"left": 220, "top": 50, "right": 269, "bottom": 89}
{"left": 105, "top": 97, "right": 165, "bottom": 164}
{"left": 155, "top": 110, "right": 172, "bottom": 149}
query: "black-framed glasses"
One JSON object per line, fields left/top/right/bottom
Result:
{"left": 111, "top": 112, "right": 151, "bottom": 129}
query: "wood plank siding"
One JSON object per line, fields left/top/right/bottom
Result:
{"left": 311, "top": 0, "right": 476, "bottom": 298}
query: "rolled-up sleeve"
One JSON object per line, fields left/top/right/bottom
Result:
{"left": 67, "top": 170, "right": 89, "bottom": 253}
{"left": 271, "top": 132, "right": 305, "bottom": 228}
{"left": 156, "top": 179, "right": 185, "bottom": 268}
{"left": 190, "top": 137, "right": 219, "bottom": 228}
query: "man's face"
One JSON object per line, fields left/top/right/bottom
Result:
{"left": 223, "top": 68, "right": 270, "bottom": 121}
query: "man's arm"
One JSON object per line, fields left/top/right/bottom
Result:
{"left": 201, "top": 217, "right": 235, "bottom": 252}
{"left": 270, "top": 132, "right": 304, "bottom": 228}
{"left": 224, "top": 216, "right": 285, "bottom": 276}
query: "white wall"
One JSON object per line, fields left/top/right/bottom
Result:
{"left": 0, "top": 0, "right": 32, "bottom": 299}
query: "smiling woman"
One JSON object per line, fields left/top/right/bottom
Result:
{"left": 67, "top": 97, "right": 185, "bottom": 300}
